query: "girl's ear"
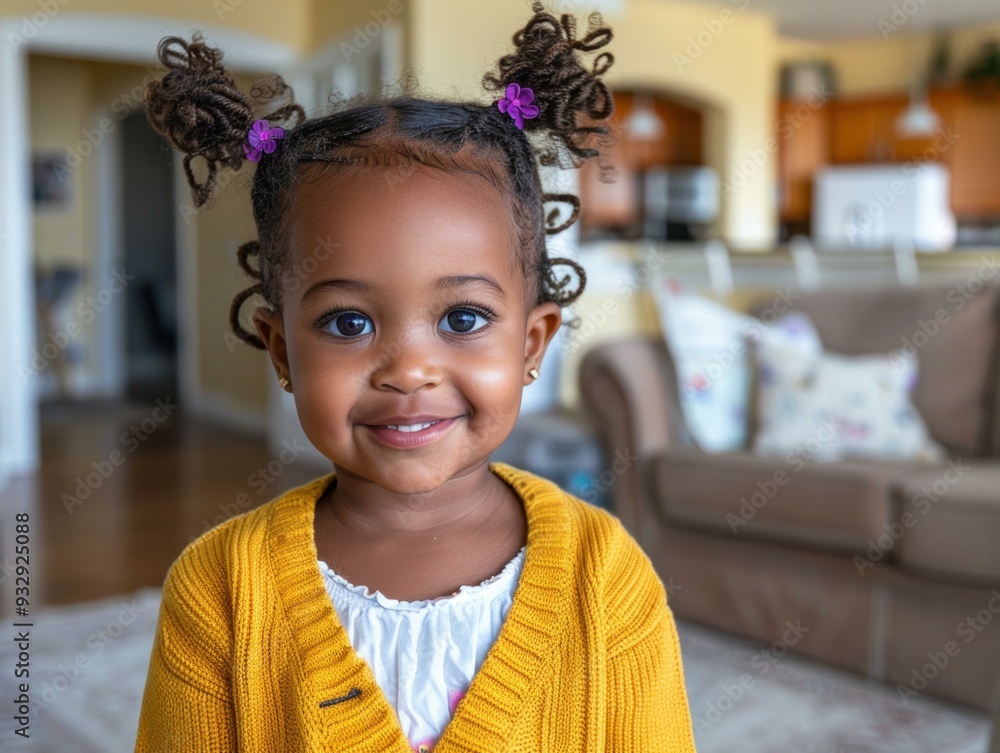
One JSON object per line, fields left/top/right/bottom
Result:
{"left": 252, "top": 306, "right": 291, "bottom": 382}
{"left": 523, "top": 301, "right": 562, "bottom": 385}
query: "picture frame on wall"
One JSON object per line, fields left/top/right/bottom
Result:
{"left": 32, "top": 154, "right": 70, "bottom": 207}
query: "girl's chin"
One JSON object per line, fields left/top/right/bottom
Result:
{"left": 339, "top": 457, "right": 490, "bottom": 497}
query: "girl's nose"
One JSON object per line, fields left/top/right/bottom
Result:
{"left": 369, "top": 337, "right": 444, "bottom": 394}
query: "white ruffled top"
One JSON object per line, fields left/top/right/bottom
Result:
{"left": 318, "top": 545, "right": 527, "bottom": 752}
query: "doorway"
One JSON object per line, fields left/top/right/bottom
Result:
{"left": 120, "top": 110, "right": 178, "bottom": 401}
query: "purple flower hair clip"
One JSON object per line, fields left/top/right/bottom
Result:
{"left": 497, "top": 83, "right": 539, "bottom": 130}
{"left": 243, "top": 119, "right": 285, "bottom": 162}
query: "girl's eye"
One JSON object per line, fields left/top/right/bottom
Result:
{"left": 326, "top": 311, "right": 373, "bottom": 338}
{"left": 439, "top": 308, "right": 489, "bottom": 335}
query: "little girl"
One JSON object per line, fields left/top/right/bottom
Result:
{"left": 136, "top": 4, "right": 696, "bottom": 751}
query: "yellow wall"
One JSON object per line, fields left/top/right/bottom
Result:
{"left": 310, "top": 0, "right": 409, "bottom": 52}
{"left": 29, "top": 56, "right": 99, "bottom": 386}
{"left": 2, "top": 0, "right": 311, "bottom": 49}
{"left": 29, "top": 56, "right": 90, "bottom": 270}
{"left": 411, "top": 0, "right": 780, "bottom": 249}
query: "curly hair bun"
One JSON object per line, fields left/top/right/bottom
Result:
{"left": 144, "top": 33, "right": 305, "bottom": 207}
{"left": 483, "top": 1, "right": 614, "bottom": 167}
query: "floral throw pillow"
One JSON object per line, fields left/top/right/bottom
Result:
{"left": 653, "top": 277, "right": 822, "bottom": 453}
{"left": 752, "top": 334, "right": 946, "bottom": 464}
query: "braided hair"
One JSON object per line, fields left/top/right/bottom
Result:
{"left": 144, "top": 2, "right": 614, "bottom": 350}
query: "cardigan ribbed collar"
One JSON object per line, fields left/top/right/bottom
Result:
{"left": 265, "top": 461, "right": 574, "bottom": 751}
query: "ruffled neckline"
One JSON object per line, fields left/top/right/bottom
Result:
{"left": 318, "top": 545, "right": 527, "bottom": 611}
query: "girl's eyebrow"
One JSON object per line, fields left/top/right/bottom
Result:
{"left": 435, "top": 274, "right": 507, "bottom": 300}
{"left": 301, "top": 278, "right": 370, "bottom": 305}
{"left": 301, "top": 274, "right": 507, "bottom": 305}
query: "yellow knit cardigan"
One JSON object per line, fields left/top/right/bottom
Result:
{"left": 135, "top": 461, "right": 697, "bottom": 752}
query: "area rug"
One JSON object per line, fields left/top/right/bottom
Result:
{"left": 678, "top": 620, "right": 993, "bottom": 753}
{"left": 0, "top": 589, "right": 993, "bottom": 751}
{"left": 2, "top": 588, "right": 161, "bottom": 752}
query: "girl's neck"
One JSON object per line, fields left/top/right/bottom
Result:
{"left": 313, "top": 459, "right": 528, "bottom": 601}
{"left": 321, "top": 459, "right": 511, "bottom": 537}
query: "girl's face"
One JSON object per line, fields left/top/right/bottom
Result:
{"left": 253, "top": 163, "right": 562, "bottom": 495}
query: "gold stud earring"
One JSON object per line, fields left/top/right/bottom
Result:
{"left": 279, "top": 377, "right": 291, "bottom": 390}
{"left": 529, "top": 368, "right": 540, "bottom": 380}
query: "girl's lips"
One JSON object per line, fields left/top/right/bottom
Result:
{"left": 363, "top": 416, "right": 460, "bottom": 449}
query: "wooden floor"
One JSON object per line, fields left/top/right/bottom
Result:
{"left": 1, "top": 399, "right": 324, "bottom": 606}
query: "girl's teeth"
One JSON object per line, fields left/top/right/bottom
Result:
{"left": 386, "top": 421, "right": 438, "bottom": 433}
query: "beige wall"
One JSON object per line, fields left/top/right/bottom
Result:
{"left": 3, "top": 0, "right": 311, "bottom": 48}
{"left": 29, "top": 55, "right": 100, "bottom": 390}
{"left": 411, "top": 0, "right": 780, "bottom": 249}
{"left": 310, "top": 0, "right": 409, "bottom": 51}
{"left": 30, "top": 56, "right": 90, "bottom": 270}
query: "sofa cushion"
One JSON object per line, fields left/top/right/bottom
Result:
{"left": 752, "top": 329, "right": 945, "bottom": 464}
{"left": 753, "top": 284, "right": 1000, "bottom": 456}
{"left": 893, "top": 461, "right": 1000, "bottom": 583}
{"left": 649, "top": 448, "right": 920, "bottom": 554}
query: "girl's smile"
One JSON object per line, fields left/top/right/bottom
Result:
{"left": 362, "top": 415, "right": 464, "bottom": 449}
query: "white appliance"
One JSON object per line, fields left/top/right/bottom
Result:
{"left": 812, "top": 163, "right": 956, "bottom": 252}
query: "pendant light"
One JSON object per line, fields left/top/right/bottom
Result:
{"left": 624, "top": 93, "right": 664, "bottom": 141}
{"left": 895, "top": 75, "right": 941, "bottom": 137}
{"left": 896, "top": 28, "right": 941, "bottom": 138}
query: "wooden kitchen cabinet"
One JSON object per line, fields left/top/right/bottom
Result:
{"left": 949, "top": 88, "right": 1000, "bottom": 217}
{"left": 777, "top": 97, "right": 830, "bottom": 224}
{"left": 779, "top": 85, "right": 1000, "bottom": 222}
{"left": 828, "top": 90, "right": 959, "bottom": 165}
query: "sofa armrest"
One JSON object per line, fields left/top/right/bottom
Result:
{"left": 578, "top": 337, "right": 689, "bottom": 547}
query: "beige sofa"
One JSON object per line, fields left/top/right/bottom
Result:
{"left": 579, "top": 282, "right": 1000, "bottom": 710}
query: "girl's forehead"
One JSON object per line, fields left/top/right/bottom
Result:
{"left": 285, "top": 164, "right": 523, "bottom": 292}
